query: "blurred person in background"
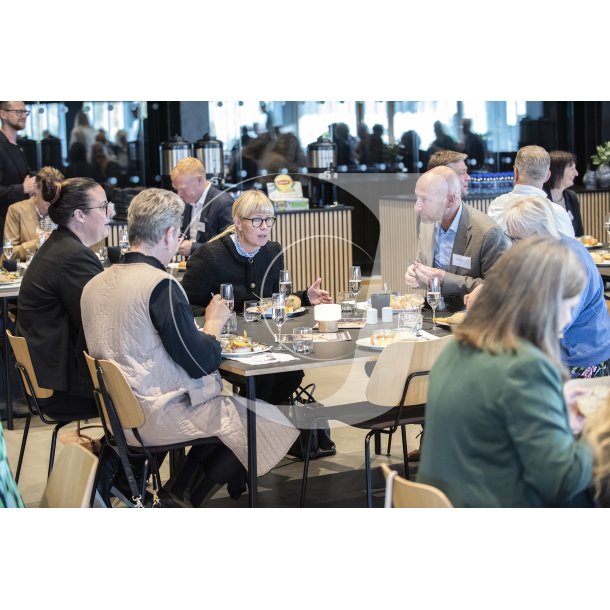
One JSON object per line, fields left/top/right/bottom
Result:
{"left": 543, "top": 150, "right": 584, "bottom": 237}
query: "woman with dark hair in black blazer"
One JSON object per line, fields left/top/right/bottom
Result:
{"left": 16, "top": 176, "right": 110, "bottom": 418}
{"left": 544, "top": 150, "right": 584, "bottom": 238}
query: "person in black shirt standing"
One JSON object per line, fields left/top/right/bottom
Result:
{"left": 0, "top": 101, "right": 36, "bottom": 236}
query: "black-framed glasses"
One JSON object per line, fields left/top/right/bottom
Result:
{"left": 242, "top": 216, "right": 276, "bottom": 228}
{"left": 2, "top": 108, "right": 30, "bottom": 117}
{"left": 83, "top": 201, "right": 110, "bottom": 213}
{"left": 504, "top": 231, "right": 522, "bottom": 244}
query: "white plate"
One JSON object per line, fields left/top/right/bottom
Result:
{"left": 0, "top": 278, "right": 22, "bottom": 287}
{"left": 167, "top": 262, "right": 187, "bottom": 271}
{"left": 221, "top": 344, "right": 273, "bottom": 357}
{"left": 583, "top": 243, "right": 603, "bottom": 249}
{"left": 263, "top": 306, "right": 306, "bottom": 318}
{"left": 355, "top": 337, "right": 385, "bottom": 351}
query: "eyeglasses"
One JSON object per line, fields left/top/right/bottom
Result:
{"left": 83, "top": 201, "right": 110, "bottom": 213}
{"left": 504, "top": 231, "right": 522, "bottom": 244}
{"left": 242, "top": 216, "right": 276, "bottom": 228}
{"left": 2, "top": 109, "right": 30, "bottom": 117}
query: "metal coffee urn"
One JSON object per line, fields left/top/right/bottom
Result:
{"left": 194, "top": 133, "right": 224, "bottom": 186}
{"left": 307, "top": 136, "right": 337, "bottom": 207}
{"left": 159, "top": 134, "right": 192, "bottom": 188}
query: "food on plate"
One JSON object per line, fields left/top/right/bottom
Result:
{"left": 178, "top": 260, "right": 187, "bottom": 269}
{"left": 370, "top": 330, "right": 396, "bottom": 347}
{"left": 391, "top": 293, "right": 425, "bottom": 310}
{"left": 0, "top": 271, "right": 19, "bottom": 283}
{"left": 590, "top": 251, "right": 604, "bottom": 264}
{"left": 435, "top": 311, "right": 467, "bottom": 326}
{"left": 575, "top": 386, "right": 610, "bottom": 417}
{"left": 580, "top": 235, "right": 600, "bottom": 246}
{"left": 285, "top": 294, "right": 301, "bottom": 313}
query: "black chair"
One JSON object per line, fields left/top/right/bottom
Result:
{"left": 84, "top": 352, "right": 222, "bottom": 507}
{"left": 299, "top": 335, "right": 453, "bottom": 507}
{"left": 6, "top": 330, "right": 96, "bottom": 483}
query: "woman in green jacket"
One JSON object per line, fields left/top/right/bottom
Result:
{"left": 418, "top": 236, "right": 593, "bottom": 507}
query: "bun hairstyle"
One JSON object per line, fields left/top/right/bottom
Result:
{"left": 41, "top": 177, "right": 100, "bottom": 227}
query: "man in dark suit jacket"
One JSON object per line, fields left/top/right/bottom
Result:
{"left": 0, "top": 101, "right": 36, "bottom": 235}
{"left": 170, "top": 156, "right": 233, "bottom": 257}
{"left": 405, "top": 166, "right": 508, "bottom": 310}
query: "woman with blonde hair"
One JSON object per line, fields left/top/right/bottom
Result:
{"left": 182, "top": 189, "right": 334, "bottom": 453}
{"left": 182, "top": 189, "right": 331, "bottom": 313}
{"left": 418, "top": 236, "right": 593, "bottom": 507}
{"left": 505, "top": 196, "right": 610, "bottom": 379}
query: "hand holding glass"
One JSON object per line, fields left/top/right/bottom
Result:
{"left": 220, "top": 283, "right": 234, "bottom": 311}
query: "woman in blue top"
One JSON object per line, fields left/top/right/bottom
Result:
{"left": 418, "top": 236, "right": 593, "bottom": 507}
{"left": 505, "top": 196, "right": 610, "bottom": 378}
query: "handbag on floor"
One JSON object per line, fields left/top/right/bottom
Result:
{"left": 287, "top": 384, "right": 336, "bottom": 460}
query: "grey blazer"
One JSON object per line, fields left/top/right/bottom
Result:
{"left": 416, "top": 204, "right": 508, "bottom": 310}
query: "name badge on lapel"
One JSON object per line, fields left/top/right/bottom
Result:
{"left": 197, "top": 221, "right": 206, "bottom": 234}
{"left": 452, "top": 253, "right": 471, "bottom": 270}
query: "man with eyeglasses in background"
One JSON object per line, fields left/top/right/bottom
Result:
{"left": 0, "top": 102, "right": 36, "bottom": 236}
{"left": 170, "top": 156, "right": 234, "bottom": 258}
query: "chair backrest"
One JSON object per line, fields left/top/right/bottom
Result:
{"left": 83, "top": 352, "right": 145, "bottom": 429}
{"left": 6, "top": 330, "right": 54, "bottom": 399}
{"left": 381, "top": 463, "right": 453, "bottom": 508}
{"left": 366, "top": 335, "right": 453, "bottom": 407}
{"left": 39, "top": 443, "right": 99, "bottom": 508}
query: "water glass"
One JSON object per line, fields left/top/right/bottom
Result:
{"left": 259, "top": 297, "right": 272, "bottom": 315}
{"left": 397, "top": 311, "right": 418, "bottom": 333}
{"left": 244, "top": 300, "right": 262, "bottom": 323}
{"left": 3, "top": 238, "right": 13, "bottom": 260}
{"left": 293, "top": 327, "right": 314, "bottom": 354}
{"left": 338, "top": 291, "right": 356, "bottom": 316}
{"left": 222, "top": 311, "right": 237, "bottom": 336}
{"left": 349, "top": 265, "right": 362, "bottom": 299}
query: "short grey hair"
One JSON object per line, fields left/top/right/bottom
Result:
{"left": 515, "top": 145, "right": 550, "bottom": 182}
{"left": 505, "top": 196, "right": 561, "bottom": 240}
{"left": 127, "top": 188, "right": 185, "bottom": 247}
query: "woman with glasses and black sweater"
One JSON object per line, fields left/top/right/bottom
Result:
{"left": 182, "top": 190, "right": 333, "bottom": 413}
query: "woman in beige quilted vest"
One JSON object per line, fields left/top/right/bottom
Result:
{"left": 81, "top": 188, "right": 298, "bottom": 506}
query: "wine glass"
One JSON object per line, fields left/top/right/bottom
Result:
{"left": 3, "top": 238, "right": 13, "bottom": 260}
{"left": 605, "top": 212, "right": 610, "bottom": 243}
{"left": 427, "top": 277, "right": 441, "bottom": 330}
{"left": 220, "top": 283, "right": 234, "bottom": 312}
{"left": 279, "top": 269, "right": 292, "bottom": 296}
{"left": 349, "top": 265, "right": 362, "bottom": 301}
{"left": 119, "top": 228, "right": 129, "bottom": 254}
{"left": 272, "top": 292, "right": 287, "bottom": 350}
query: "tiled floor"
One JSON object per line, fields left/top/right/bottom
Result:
{"left": 3, "top": 361, "right": 422, "bottom": 508}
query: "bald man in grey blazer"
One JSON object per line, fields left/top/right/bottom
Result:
{"left": 405, "top": 167, "right": 508, "bottom": 310}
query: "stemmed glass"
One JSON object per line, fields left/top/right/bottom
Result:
{"left": 119, "top": 228, "right": 129, "bottom": 254}
{"left": 272, "top": 292, "right": 287, "bottom": 350}
{"left": 279, "top": 270, "right": 292, "bottom": 296}
{"left": 605, "top": 212, "right": 610, "bottom": 243}
{"left": 349, "top": 265, "right": 362, "bottom": 301}
{"left": 427, "top": 277, "right": 441, "bottom": 330}
{"left": 220, "top": 283, "right": 234, "bottom": 312}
